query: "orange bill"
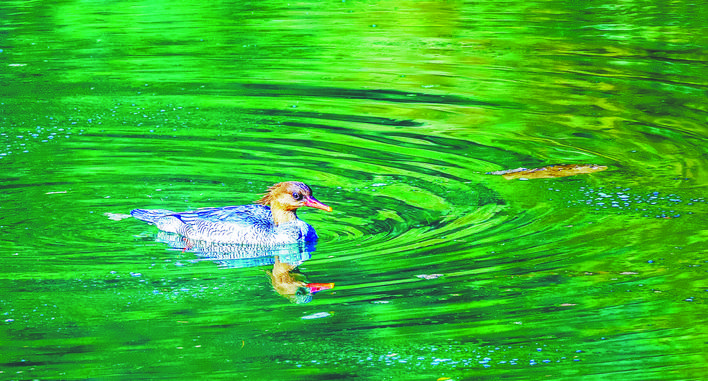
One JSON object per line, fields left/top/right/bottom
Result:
{"left": 304, "top": 197, "right": 333, "bottom": 212}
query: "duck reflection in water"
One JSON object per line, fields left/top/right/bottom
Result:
{"left": 155, "top": 231, "right": 334, "bottom": 304}
{"left": 268, "top": 256, "right": 334, "bottom": 304}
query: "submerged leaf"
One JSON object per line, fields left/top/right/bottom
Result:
{"left": 487, "top": 164, "right": 607, "bottom": 180}
{"left": 302, "top": 312, "right": 332, "bottom": 320}
{"left": 104, "top": 212, "right": 133, "bottom": 221}
{"left": 416, "top": 274, "right": 444, "bottom": 280}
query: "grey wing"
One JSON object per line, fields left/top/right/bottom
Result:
{"left": 174, "top": 205, "right": 273, "bottom": 228}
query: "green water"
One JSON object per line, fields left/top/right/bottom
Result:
{"left": 1, "top": 0, "right": 707, "bottom": 380}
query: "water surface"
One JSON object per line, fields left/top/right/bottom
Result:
{"left": 1, "top": 0, "right": 707, "bottom": 380}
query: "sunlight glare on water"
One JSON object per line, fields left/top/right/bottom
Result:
{"left": 1, "top": 0, "right": 707, "bottom": 380}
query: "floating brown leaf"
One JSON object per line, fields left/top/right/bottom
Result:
{"left": 488, "top": 164, "right": 607, "bottom": 180}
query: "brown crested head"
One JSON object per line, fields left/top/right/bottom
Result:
{"left": 256, "top": 181, "right": 332, "bottom": 212}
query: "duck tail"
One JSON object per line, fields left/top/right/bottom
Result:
{"left": 130, "top": 209, "right": 175, "bottom": 224}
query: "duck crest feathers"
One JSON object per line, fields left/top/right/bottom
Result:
{"left": 255, "top": 181, "right": 311, "bottom": 206}
{"left": 255, "top": 183, "right": 279, "bottom": 206}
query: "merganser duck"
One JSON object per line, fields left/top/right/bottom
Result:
{"left": 131, "top": 181, "right": 332, "bottom": 244}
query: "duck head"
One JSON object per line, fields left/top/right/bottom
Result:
{"left": 256, "top": 181, "right": 332, "bottom": 224}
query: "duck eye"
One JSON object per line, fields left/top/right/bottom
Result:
{"left": 292, "top": 192, "right": 303, "bottom": 201}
